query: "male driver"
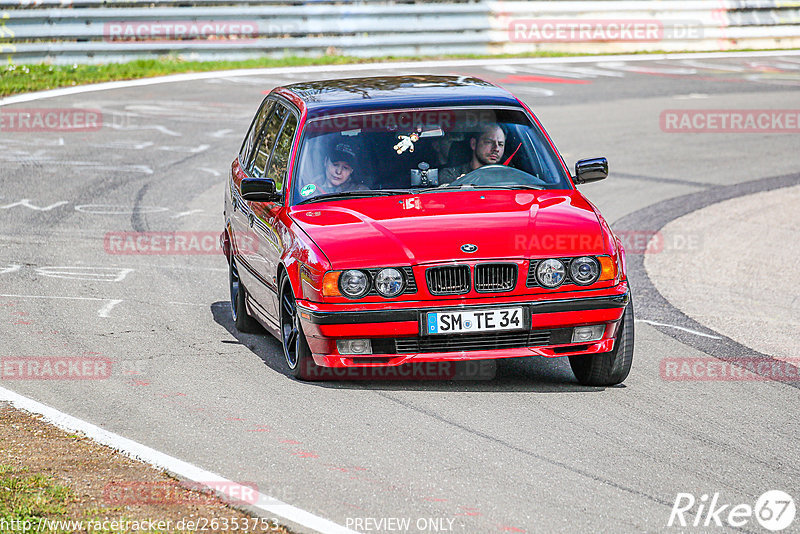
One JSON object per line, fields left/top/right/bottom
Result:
{"left": 439, "top": 123, "right": 506, "bottom": 184}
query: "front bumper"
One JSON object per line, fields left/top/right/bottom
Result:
{"left": 297, "top": 283, "right": 630, "bottom": 368}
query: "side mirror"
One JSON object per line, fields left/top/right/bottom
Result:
{"left": 574, "top": 157, "right": 608, "bottom": 185}
{"left": 241, "top": 178, "right": 280, "bottom": 202}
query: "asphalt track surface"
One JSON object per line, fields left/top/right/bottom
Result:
{"left": 1, "top": 52, "right": 799, "bottom": 533}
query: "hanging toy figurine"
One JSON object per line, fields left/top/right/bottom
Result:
{"left": 393, "top": 127, "right": 421, "bottom": 154}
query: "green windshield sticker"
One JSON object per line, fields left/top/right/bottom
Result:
{"left": 300, "top": 184, "right": 316, "bottom": 197}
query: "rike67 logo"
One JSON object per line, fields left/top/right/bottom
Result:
{"left": 668, "top": 491, "right": 795, "bottom": 531}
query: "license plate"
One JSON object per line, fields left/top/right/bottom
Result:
{"left": 425, "top": 307, "right": 524, "bottom": 335}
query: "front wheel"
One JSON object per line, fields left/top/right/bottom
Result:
{"left": 279, "top": 277, "right": 323, "bottom": 380}
{"left": 569, "top": 299, "right": 634, "bottom": 386}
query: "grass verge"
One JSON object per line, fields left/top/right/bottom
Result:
{"left": 0, "top": 49, "right": 710, "bottom": 98}
{"left": 1, "top": 48, "right": 794, "bottom": 98}
{"left": 0, "top": 403, "right": 294, "bottom": 534}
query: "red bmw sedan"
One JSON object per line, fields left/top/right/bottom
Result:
{"left": 221, "top": 75, "right": 633, "bottom": 385}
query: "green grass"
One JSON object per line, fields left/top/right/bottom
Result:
{"left": 0, "top": 50, "right": 577, "bottom": 97}
{"left": 0, "top": 465, "right": 72, "bottom": 524}
{"left": 1, "top": 48, "right": 796, "bottom": 98}
{"left": 0, "top": 465, "right": 134, "bottom": 533}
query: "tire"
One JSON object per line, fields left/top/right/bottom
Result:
{"left": 569, "top": 298, "right": 634, "bottom": 386}
{"left": 229, "top": 258, "right": 261, "bottom": 334}
{"left": 279, "top": 277, "right": 323, "bottom": 380}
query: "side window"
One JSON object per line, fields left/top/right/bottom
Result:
{"left": 266, "top": 113, "right": 299, "bottom": 193}
{"left": 251, "top": 104, "right": 288, "bottom": 178}
{"left": 240, "top": 99, "right": 275, "bottom": 169}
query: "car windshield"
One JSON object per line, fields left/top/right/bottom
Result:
{"left": 291, "top": 107, "right": 571, "bottom": 204}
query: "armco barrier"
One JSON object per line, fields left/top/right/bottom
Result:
{"left": 489, "top": 1, "right": 800, "bottom": 54}
{"left": 0, "top": 0, "right": 798, "bottom": 65}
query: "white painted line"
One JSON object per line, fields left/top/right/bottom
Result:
{"left": 198, "top": 167, "right": 222, "bottom": 177}
{"left": 107, "top": 123, "right": 182, "bottom": 137}
{"left": 0, "top": 264, "right": 21, "bottom": 275}
{"left": 209, "top": 129, "right": 234, "bottom": 138}
{"left": 636, "top": 319, "right": 723, "bottom": 340}
{"left": 0, "top": 199, "right": 69, "bottom": 211}
{"left": 170, "top": 208, "right": 205, "bottom": 219}
{"left": 0, "top": 293, "right": 127, "bottom": 318}
{"left": 1, "top": 50, "right": 799, "bottom": 107}
{"left": 35, "top": 266, "right": 134, "bottom": 282}
{"left": 74, "top": 204, "right": 168, "bottom": 215}
{"left": 158, "top": 144, "right": 209, "bottom": 153}
{"left": 97, "top": 299, "right": 123, "bottom": 318}
{"left": 0, "top": 387, "right": 358, "bottom": 534}
{"left": 0, "top": 293, "right": 112, "bottom": 301}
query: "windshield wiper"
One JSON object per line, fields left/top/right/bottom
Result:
{"left": 478, "top": 184, "right": 546, "bottom": 190}
{"left": 296, "top": 189, "right": 412, "bottom": 205}
{"left": 415, "top": 185, "right": 470, "bottom": 193}
{"left": 416, "top": 184, "right": 545, "bottom": 193}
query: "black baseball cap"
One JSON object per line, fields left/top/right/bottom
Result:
{"left": 329, "top": 142, "right": 357, "bottom": 168}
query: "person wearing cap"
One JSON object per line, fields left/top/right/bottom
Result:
{"left": 301, "top": 142, "right": 367, "bottom": 198}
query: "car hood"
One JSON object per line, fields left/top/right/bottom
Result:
{"left": 290, "top": 190, "right": 608, "bottom": 269}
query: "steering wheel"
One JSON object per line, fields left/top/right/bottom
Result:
{"left": 448, "top": 164, "right": 548, "bottom": 188}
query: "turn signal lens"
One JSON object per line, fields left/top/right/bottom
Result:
{"left": 322, "top": 271, "right": 342, "bottom": 297}
{"left": 597, "top": 256, "right": 616, "bottom": 281}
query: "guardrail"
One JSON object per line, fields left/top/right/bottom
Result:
{"left": 489, "top": 1, "right": 800, "bottom": 54}
{"left": 1, "top": 0, "right": 799, "bottom": 64}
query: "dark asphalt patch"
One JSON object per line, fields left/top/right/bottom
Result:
{"left": 613, "top": 171, "right": 800, "bottom": 389}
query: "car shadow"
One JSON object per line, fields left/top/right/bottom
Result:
{"left": 211, "top": 302, "right": 610, "bottom": 393}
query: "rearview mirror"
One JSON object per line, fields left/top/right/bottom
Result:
{"left": 241, "top": 178, "right": 281, "bottom": 202}
{"left": 574, "top": 157, "right": 608, "bottom": 185}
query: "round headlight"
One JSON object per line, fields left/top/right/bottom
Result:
{"left": 569, "top": 256, "right": 600, "bottom": 285}
{"left": 536, "top": 259, "right": 566, "bottom": 288}
{"left": 375, "top": 268, "right": 404, "bottom": 298}
{"left": 339, "top": 270, "right": 370, "bottom": 298}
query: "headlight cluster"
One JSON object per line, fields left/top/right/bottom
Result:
{"left": 326, "top": 268, "right": 406, "bottom": 299}
{"left": 534, "top": 256, "right": 612, "bottom": 288}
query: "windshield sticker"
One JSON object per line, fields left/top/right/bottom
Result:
{"left": 393, "top": 130, "right": 421, "bottom": 154}
{"left": 300, "top": 184, "right": 316, "bottom": 197}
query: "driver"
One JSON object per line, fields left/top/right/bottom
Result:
{"left": 439, "top": 123, "right": 506, "bottom": 184}
{"left": 300, "top": 142, "right": 368, "bottom": 199}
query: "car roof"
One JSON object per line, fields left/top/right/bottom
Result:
{"left": 275, "top": 75, "right": 522, "bottom": 120}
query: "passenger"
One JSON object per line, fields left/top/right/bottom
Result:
{"left": 300, "top": 142, "right": 368, "bottom": 199}
{"left": 439, "top": 123, "right": 506, "bottom": 184}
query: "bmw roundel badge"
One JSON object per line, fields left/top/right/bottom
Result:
{"left": 461, "top": 243, "right": 478, "bottom": 253}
